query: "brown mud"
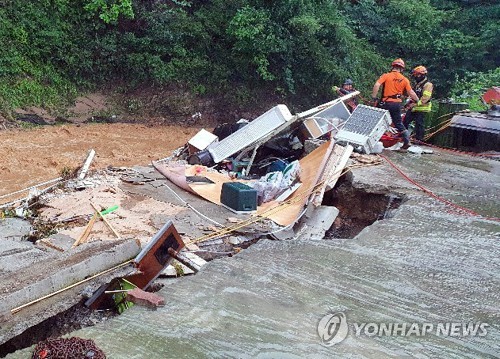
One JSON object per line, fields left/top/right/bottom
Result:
{"left": 0, "top": 123, "right": 201, "bottom": 199}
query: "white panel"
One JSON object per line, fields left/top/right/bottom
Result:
{"left": 209, "top": 105, "right": 293, "bottom": 163}
{"left": 334, "top": 105, "right": 391, "bottom": 154}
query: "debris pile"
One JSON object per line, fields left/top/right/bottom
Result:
{"left": 32, "top": 337, "right": 106, "bottom": 359}
{"left": 1, "top": 92, "right": 404, "bottom": 355}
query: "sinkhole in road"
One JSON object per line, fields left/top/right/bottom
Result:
{"left": 323, "top": 173, "right": 405, "bottom": 239}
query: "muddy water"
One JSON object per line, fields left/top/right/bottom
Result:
{"left": 0, "top": 123, "right": 201, "bottom": 200}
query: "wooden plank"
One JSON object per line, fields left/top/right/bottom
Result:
{"left": 78, "top": 149, "right": 96, "bottom": 180}
{"left": 326, "top": 144, "right": 353, "bottom": 191}
{"left": 90, "top": 202, "right": 121, "bottom": 238}
{"left": 72, "top": 212, "right": 98, "bottom": 247}
{"left": 312, "top": 144, "right": 353, "bottom": 206}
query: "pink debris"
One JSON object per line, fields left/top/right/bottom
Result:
{"left": 126, "top": 288, "right": 165, "bottom": 309}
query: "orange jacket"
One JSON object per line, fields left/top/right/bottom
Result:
{"left": 376, "top": 71, "right": 412, "bottom": 103}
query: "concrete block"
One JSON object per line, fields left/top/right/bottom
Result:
{"left": 0, "top": 239, "right": 44, "bottom": 273}
{"left": 126, "top": 288, "right": 165, "bottom": 309}
{"left": 0, "top": 218, "right": 32, "bottom": 241}
{"left": 0, "top": 239, "right": 141, "bottom": 316}
{"left": 40, "top": 233, "right": 75, "bottom": 251}
{"left": 270, "top": 228, "right": 296, "bottom": 240}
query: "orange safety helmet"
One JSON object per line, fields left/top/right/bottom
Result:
{"left": 412, "top": 65, "right": 428, "bottom": 76}
{"left": 391, "top": 58, "right": 405, "bottom": 69}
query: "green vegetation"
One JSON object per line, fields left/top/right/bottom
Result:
{"left": 450, "top": 68, "right": 500, "bottom": 111}
{"left": 0, "top": 0, "right": 498, "bottom": 115}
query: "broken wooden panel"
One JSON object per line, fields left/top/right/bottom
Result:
{"left": 85, "top": 221, "right": 184, "bottom": 311}
{"left": 312, "top": 144, "right": 353, "bottom": 207}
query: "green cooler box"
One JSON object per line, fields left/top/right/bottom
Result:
{"left": 220, "top": 182, "right": 257, "bottom": 212}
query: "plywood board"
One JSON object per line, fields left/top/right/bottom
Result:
{"left": 312, "top": 144, "right": 353, "bottom": 206}
{"left": 185, "top": 166, "right": 234, "bottom": 205}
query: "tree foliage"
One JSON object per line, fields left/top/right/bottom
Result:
{"left": 0, "top": 0, "right": 498, "bottom": 114}
{"left": 84, "top": 0, "right": 134, "bottom": 24}
{"left": 450, "top": 68, "right": 500, "bottom": 111}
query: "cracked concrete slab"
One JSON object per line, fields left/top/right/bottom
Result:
{"left": 0, "top": 219, "right": 32, "bottom": 241}
{"left": 31, "top": 149, "right": 497, "bottom": 359}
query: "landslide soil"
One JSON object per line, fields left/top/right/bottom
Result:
{"left": 0, "top": 123, "right": 201, "bottom": 200}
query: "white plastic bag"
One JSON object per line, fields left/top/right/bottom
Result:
{"left": 247, "top": 171, "right": 284, "bottom": 203}
{"left": 372, "top": 141, "right": 384, "bottom": 154}
{"left": 247, "top": 161, "right": 301, "bottom": 204}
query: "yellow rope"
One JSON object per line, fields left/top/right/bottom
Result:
{"left": 424, "top": 122, "right": 452, "bottom": 141}
{"left": 425, "top": 118, "right": 452, "bottom": 133}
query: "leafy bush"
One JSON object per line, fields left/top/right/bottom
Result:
{"left": 0, "top": 0, "right": 497, "bottom": 115}
{"left": 450, "top": 68, "right": 500, "bottom": 111}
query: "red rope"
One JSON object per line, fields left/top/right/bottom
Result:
{"left": 379, "top": 154, "right": 500, "bottom": 222}
{"left": 412, "top": 139, "right": 499, "bottom": 159}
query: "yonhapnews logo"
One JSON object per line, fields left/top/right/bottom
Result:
{"left": 317, "top": 312, "right": 349, "bottom": 346}
{"left": 317, "top": 312, "right": 489, "bottom": 346}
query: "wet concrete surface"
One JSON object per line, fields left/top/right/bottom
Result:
{"left": 6, "top": 149, "right": 500, "bottom": 358}
{"left": 0, "top": 163, "right": 273, "bottom": 354}
{"left": 0, "top": 239, "right": 140, "bottom": 349}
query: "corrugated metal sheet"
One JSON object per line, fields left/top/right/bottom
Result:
{"left": 450, "top": 114, "right": 500, "bottom": 134}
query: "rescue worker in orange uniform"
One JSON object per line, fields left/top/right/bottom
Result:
{"left": 372, "top": 58, "right": 419, "bottom": 149}
{"left": 404, "top": 66, "right": 433, "bottom": 142}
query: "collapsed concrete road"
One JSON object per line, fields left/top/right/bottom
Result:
{"left": 0, "top": 164, "right": 276, "bottom": 356}
{"left": 0, "top": 239, "right": 141, "bottom": 347}
{"left": 7, "top": 149, "right": 497, "bottom": 358}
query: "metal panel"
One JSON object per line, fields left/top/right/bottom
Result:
{"left": 334, "top": 105, "right": 391, "bottom": 154}
{"left": 303, "top": 101, "right": 351, "bottom": 139}
{"left": 208, "top": 105, "right": 293, "bottom": 163}
{"left": 450, "top": 115, "right": 500, "bottom": 135}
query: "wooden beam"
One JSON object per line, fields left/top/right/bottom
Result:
{"left": 90, "top": 202, "right": 121, "bottom": 238}
{"left": 72, "top": 212, "right": 98, "bottom": 248}
{"left": 78, "top": 149, "right": 96, "bottom": 180}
